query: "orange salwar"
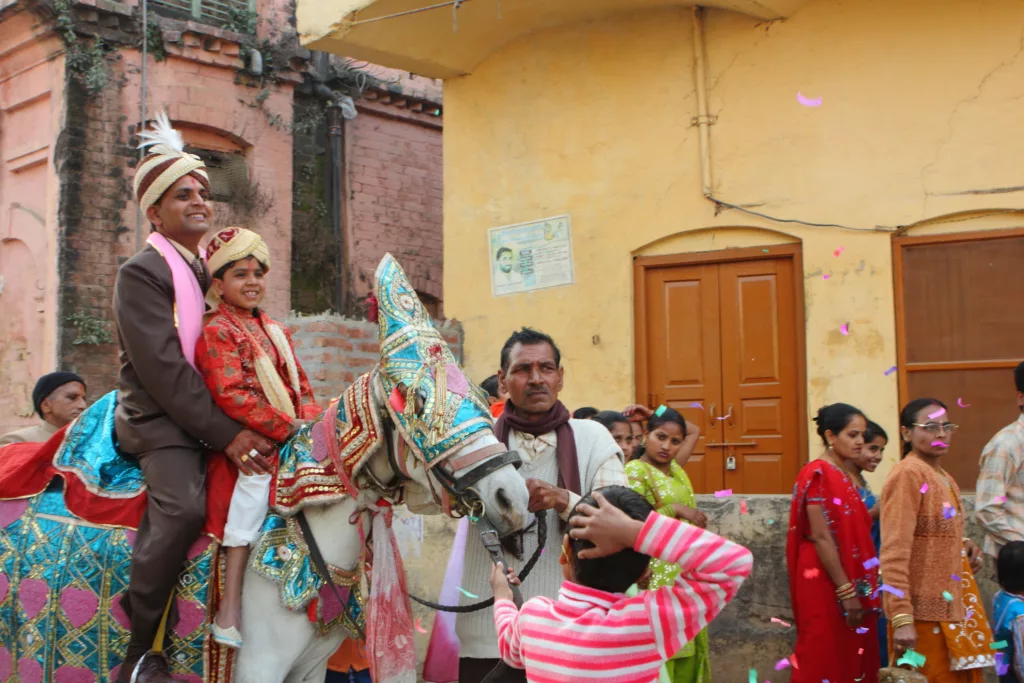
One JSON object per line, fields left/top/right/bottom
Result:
{"left": 891, "top": 623, "right": 983, "bottom": 683}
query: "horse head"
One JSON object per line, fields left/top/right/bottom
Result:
{"left": 365, "top": 254, "right": 529, "bottom": 537}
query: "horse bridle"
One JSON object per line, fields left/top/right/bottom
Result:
{"left": 378, "top": 417, "right": 523, "bottom": 519}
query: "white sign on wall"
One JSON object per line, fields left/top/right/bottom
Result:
{"left": 488, "top": 215, "right": 574, "bottom": 297}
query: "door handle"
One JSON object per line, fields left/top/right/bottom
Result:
{"left": 722, "top": 404, "right": 734, "bottom": 425}
{"left": 708, "top": 404, "right": 716, "bottom": 426}
{"left": 705, "top": 442, "right": 757, "bottom": 447}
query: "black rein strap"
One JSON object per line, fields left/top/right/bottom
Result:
{"left": 297, "top": 509, "right": 366, "bottom": 639}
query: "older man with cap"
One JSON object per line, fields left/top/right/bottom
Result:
{"left": 0, "top": 372, "right": 87, "bottom": 445}
{"left": 114, "top": 112, "right": 275, "bottom": 683}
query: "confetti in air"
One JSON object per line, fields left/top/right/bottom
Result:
{"left": 932, "top": 440, "right": 949, "bottom": 448}
{"left": 748, "top": 669, "right": 757, "bottom": 683}
{"left": 770, "top": 617, "right": 791, "bottom": 627}
{"left": 942, "top": 503, "right": 956, "bottom": 520}
{"left": 823, "top": 274, "right": 831, "bottom": 280}
{"left": 655, "top": 405, "right": 667, "bottom": 417}
{"left": 951, "top": 574, "right": 961, "bottom": 582}
{"left": 414, "top": 617, "right": 428, "bottom": 634}
{"left": 879, "top": 584, "right": 905, "bottom": 598}
{"left": 996, "top": 653, "right": 1009, "bottom": 676}
{"left": 863, "top": 557, "right": 880, "bottom": 570}
{"left": 833, "top": 497, "right": 842, "bottom": 505}
{"left": 803, "top": 568, "right": 820, "bottom": 579}
{"left": 774, "top": 659, "right": 791, "bottom": 671}
{"left": 991, "top": 640, "right": 1009, "bottom": 650}
{"left": 896, "top": 650, "right": 926, "bottom": 669}
{"left": 691, "top": 402, "right": 704, "bottom": 410}
{"left": 957, "top": 397, "right": 970, "bottom": 408}
{"left": 856, "top": 627, "right": 869, "bottom": 634}
{"left": 797, "top": 92, "right": 823, "bottom": 107}
{"left": 833, "top": 247, "right": 845, "bottom": 257}
{"left": 840, "top": 324, "right": 850, "bottom": 336}
{"left": 928, "top": 407, "right": 947, "bottom": 420}
{"left": 457, "top": 587, "right": 479, "bottom": 599}
{"left": 884, "top": 366, "right": 897, "bottom": 376}
{"left": 740, "top": 500, "right": 749, "bottom": 515}
{"left": 715, "top": 489, "right": 733, "bottom": 498}
{"left": 920, "top": 483, "right": 929, "bottom": 494}
{"left": 942, "top": 591, "right": 953, "bottom": 602}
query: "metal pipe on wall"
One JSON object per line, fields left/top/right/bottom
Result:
{"left": 692, "top": 5, "right": 714, "bottom": 200}
{"left": 136, "top": 0, "right": 148, "bottom": 251}
{"left": 326, "top": 103, "right": 347, "bottom": 315}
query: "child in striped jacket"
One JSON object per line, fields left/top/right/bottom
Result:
{"left": 489, "top": 486, "right": 753, "bottom": 683}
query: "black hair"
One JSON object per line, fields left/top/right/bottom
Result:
{"left": 496, "top": 247, "right": 513, "bottom": 260}
{"left": 499, "top": 327, "right": 562, "bottom": 372}
{"left": 646, "top": 406, "right": 687, "bottom": 438}
{"left": 591, "top": 410, "right": 629, "bottom": 431}
{"left": 480, "top": 375, "right": 500, "bottom": 400}
{"left": 1015, "top": 361, "right": 1024, "bottom": 395}
{"left": 212, "top": 255, "right": 267, "bottom": 282}
{"left": 997, "top": 541, "right": 1024, "bottom": 593}
{"left": 898, "top": 397, "right": 948, "bottom": 458}
{"left": 567, "top": 486, "right": 654, "bottom": 593}
{"left": 573, "top": 407, "right": 599, "bottom": 420}
{"left": 864, "top": 420, "right": 888, "bottom": 445}
{"left": 812, "top": 403, "right": 866, "bottom": 448}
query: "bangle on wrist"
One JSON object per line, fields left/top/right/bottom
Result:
{"left": 891, "top": 614, "right": 915, "bottom": 629}
{"left": 835, "top": 583, "right": 857, "bottom": 601}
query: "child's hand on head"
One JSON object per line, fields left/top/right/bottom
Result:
{"left": 489, "top": 563, "right": 520, "bottom": 602}
{"left": 569, "top": 490, "right": 645, "bottom": 559}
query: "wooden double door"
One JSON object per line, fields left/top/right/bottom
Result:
{"left": 635, "top": 248, "right": 805, "bottom": 494}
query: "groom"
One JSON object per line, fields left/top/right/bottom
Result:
{"left": 115, "top": 116, "right": 275, "bottom": 683}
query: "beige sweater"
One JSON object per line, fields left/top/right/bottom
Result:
{"left": 0, "top": 421, "right": 58, "bottom": 446}
{"left": 880, "top": 455, "right": 966, "bottom": 622}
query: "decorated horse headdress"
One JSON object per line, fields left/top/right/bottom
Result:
{"left": 371, "top": 254, "right": 493, "bottom": 466}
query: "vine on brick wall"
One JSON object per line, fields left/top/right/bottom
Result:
{"left": 137, "top": 16, "right": 168, "bottom": 63}
{"left": 55, "top": 0, "right": 114, "bottom": 94}
{"left": 67, "top": 312, "right": 114, "bottom": 346}
{"left": 222, "top": 7, "right": 259, "bottom": 35}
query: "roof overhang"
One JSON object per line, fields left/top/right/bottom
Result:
{"left": 298, "top": 0, "right": 812, "bottom": 79}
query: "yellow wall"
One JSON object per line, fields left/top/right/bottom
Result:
{"left": 442, "top": 0, "right": 1024, "bottom": 483}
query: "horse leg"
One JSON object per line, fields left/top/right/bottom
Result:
{"left": 282, "top": 630, "right": 346, "bottom": 683}
{"left": 234, "top": 571, "right": 316, "bottom": 683}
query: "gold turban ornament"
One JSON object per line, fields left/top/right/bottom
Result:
{"left": 133, "top": 112, "right": 210, "bottom": 213}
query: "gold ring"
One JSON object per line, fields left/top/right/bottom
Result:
{"left": 240, "top": 454, "right": 250, "bottom": 463}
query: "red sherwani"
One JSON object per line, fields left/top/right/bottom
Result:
{"left": 194, "top": 303, "right": 322, "bottom": 536}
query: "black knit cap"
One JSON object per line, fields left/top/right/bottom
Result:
{"left": 32, "top": 372, "right": 85, "bottom": 417}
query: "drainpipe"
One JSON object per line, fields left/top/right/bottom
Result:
{"left": 326, "top": 102, "right": 347, "bottom": 315}
{"left": 137, "top": 0, "right": 149, "bottom": 250}
{"left": 691, "top": 6, "right": 714, "bottom": 199}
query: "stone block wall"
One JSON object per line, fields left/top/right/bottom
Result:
{"left": 284, "top": 314, "right": 463, "bottom": 402}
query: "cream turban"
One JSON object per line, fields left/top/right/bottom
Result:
{"left": 133, "top": 112, "right": 210, "bottom": 213}
{"left": 205, "top": 227, "right": 271, "bottom": 308}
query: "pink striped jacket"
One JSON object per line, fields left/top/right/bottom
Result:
{"left": 493, "top": 513, "right": 753, "bottom": 683}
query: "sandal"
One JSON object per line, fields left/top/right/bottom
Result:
{"left": 209, "top": 622, "right": 243, "bottom": 649}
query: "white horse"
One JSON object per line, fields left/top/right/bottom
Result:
{"left": 237, "top": 385, "right": 527, "bottom": 682}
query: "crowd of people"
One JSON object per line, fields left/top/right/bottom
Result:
{"left": 0, "top": 113, "right": 1019, "bottom": 683}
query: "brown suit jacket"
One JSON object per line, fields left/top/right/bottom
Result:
{"left": 113, "top": 245, "right": 241, "bottom": 454}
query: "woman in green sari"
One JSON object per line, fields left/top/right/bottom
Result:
{"left": 624, "top": 406, "right": 709, "bottom": 683}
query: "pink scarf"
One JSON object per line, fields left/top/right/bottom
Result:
{"left": 422, "top": 516, "right": 469, "bottom": 683}
{"left": 146, "top": 232, "right": 206, "bottom": 369}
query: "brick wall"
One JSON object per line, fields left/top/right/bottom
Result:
{"left": 56, "top": 66, "right": 134, "bottom": 396}
{"left": 285, "top": 314, "right": 463, "bottom": 402}
{"left": 347, "top": 108, "right": 444, "bottom": 311}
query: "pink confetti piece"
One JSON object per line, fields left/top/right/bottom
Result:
{"left": 414, "top": 617, "right": 428, "bottom": 634}
{"left": 884, "top": 366, "right": 897, "bottom": 376}
{"left": 858, "top": 648, "right": 864, "bottom": 655}
{"left": 840, "top": 324, "right": 849, "bottom": 336}
{"left": 740, "top": 500, "right": 748, "bottom": 515}
{"left": 956, "top": 397, "right": 970, "bottom": 408}
{"left": 797, "top": 92, "right": 822, "bottom": 107}
{"left": 879, "top": 584, "right": 905, "bottom": 598}
{"left": 791, "top": 655, "right": 799, "bottom": 670}
{"left": 822, "top": 274, "right": 831, "bottom": 280}
{"left": 920, "top": 483, "right": 929, "bottom": 494}
{"left": 716, "top": 415, "right": 728, "bottom": 421}
{"left": 863, "top": 557, "right": 880, "bottom": 570}
{"left": 931, "top": 440, "right": 949, "bottom": 448}
{"left": 833, "top": 247, "right": 845, "bottom": 257}
{"left": 995, "top": 495, "right": 1007, "bottom": 503}
{"left": 803, "top": 568, "right": 820, "bottom": 579}
{"left": 715, "top": 489, "right": 733, "bottom": 498}
{"left": 928, "top": 407, "right": 946, "bottom": 419}
{"left": 774, "top": 659, "right": 791, "bottom": 671}
{"left": 770, "top": 617, "right": 791, "bottom": 627}
{"left": 833, "top": 497, "right": 842, "bottom": 505}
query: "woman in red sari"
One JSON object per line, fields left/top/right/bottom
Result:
{"left": 787, "top": 403, "right": 881, "bottom": 683}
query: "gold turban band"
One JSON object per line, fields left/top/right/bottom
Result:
{"left": 133, "top": 112, "right": 210, "bottom": 213}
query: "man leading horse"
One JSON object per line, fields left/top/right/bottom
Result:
{"left": 115, "top": 113, "right": 276, "bottom": 683}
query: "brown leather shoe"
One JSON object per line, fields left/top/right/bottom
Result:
{"left": 128, "top": 652, "right": 178, "bottom": 683}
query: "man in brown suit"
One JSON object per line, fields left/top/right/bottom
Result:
{"left": 116, "top": 114, "right": 275, "bottom": 683}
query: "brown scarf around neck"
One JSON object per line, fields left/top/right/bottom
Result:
{"left": 494, "top": 400, "right": 581, "bottom": 495}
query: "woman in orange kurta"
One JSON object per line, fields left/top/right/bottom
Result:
{"left": 881, "top": 398, "right": 994, "bottom": 682}
{"left": 194, "top": 227, "right": 321, "bottom": 649}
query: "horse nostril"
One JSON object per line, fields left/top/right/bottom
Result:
{"left": 496, "top": 487, "right": 512, "bottom": 511}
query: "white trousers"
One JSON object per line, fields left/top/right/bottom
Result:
{"left": 223, "top": 472, "right": 272, "bottom": 547}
